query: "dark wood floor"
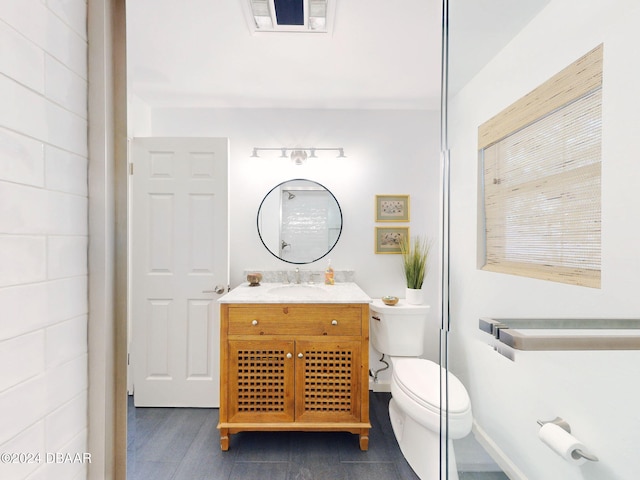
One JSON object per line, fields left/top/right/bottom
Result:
{"left": 127, "top": 392, "right": 508, "bottom": 480}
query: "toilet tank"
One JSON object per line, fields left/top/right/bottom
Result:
{"left": 369, "top": 299, "right": 431, "bottom": 356}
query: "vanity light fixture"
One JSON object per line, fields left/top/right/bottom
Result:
{"left": 290, "top": 150, "right": 308, "bottom": 165}
{"left": 251, "top": 147, "right": 346, "bottom": 165}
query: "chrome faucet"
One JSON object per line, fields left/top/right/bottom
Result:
{"left": 294, "top": 267, "right": 301, "bottom": 284}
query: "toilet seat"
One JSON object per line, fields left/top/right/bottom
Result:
{"left": 393, "top": 358, "right": 471, "bottom": 414}
{"left": 391, "top": 358, "right": 472, "bottom": 438}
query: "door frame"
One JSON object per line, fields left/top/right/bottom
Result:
{"left": 87, "top": 0, "right": 127, "bottom": 479}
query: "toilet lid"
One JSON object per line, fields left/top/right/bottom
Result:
{"left": 393, "top": 358, "right": 470, "bottom": 414}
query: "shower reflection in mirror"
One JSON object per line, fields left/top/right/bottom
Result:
{"left": 257, "top": 179, "right": 343, "bottom": 264}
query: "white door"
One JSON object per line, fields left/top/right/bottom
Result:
{"left": 131, "top": 137, "right": 228, "bottom": 407}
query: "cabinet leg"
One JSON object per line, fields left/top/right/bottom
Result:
{"left": 359, "top": 431, "right": 369, "bottom": 451}
{"left": 220, "top": 429, "right": 230, "bottom": 451}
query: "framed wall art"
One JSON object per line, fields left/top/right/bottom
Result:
{"left": 375, "top": 226, "right": 409, "bottom": 254}
{"left": 375, "top": 195, "right": 410, "bottom": 222}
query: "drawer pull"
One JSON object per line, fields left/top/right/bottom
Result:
{"left": 286, "top": 353, "right": 292, "bottom": 359}
{"left": 298, "top": 353, "right": 304, "bottom": 358}
{"left": 331, "top": 320, "right": 338, "bottom": 326}
{"left": 251, "top": 319, "right": 258, "bottom": 326}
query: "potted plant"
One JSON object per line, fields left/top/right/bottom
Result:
{"left": 400, "top": 235, "right": 430, "bottom": 304}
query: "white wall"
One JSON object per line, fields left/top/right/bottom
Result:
{"left": 0, "top": 1, "right": 89, "bottom": 480}
{"left": 448, "top": 1, "right": 640, "bottom": 478}
{"left": 143, "top": 106, "right": 442, "bottom": 363}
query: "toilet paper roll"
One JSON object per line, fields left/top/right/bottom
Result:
{"left": 538, "top": 423, "right": 587, "bottom": 466}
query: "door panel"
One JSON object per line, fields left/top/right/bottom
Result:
{"left": 187, "top": 299, "right": 213, "bottom": 378}
{"left": 132, "top": 137, "right": 228, "bottom": 407}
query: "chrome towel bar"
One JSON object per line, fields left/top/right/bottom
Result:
{"left": 479, "top": 317, "right": 640, "bottom": 351}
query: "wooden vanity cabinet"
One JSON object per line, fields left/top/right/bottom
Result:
{"left": 218, "top": 303, "right": 371, "bottom": 451}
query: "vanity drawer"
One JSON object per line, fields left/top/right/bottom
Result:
{"left": 227, "top": 304, "right": 362, "bottom": 336}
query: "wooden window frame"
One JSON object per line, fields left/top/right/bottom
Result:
{"left": 478, "top": 44, "right": 603, "bottom": 288}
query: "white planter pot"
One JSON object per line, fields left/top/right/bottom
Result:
{"left": 405, "top": 287, "right": 424, "bottom": 305}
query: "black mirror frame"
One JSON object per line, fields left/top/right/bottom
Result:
{"left": 256, "top": 178, "right": 343, "bottom": 264}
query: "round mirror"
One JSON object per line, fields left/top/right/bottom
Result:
{"left": 257, "top": 179, "right": 343, "bottom": 264}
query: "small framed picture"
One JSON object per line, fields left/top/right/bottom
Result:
{"left": 375, "top": 226, "right": 410, "bottom": 254}
{"left": 375, "top": 195, "right": 410, "bottom": 222}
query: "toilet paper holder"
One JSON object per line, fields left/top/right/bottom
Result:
{"left": 537, "top": 417, "right": 599, "bottom": 462}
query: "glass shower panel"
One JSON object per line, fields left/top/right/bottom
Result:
{"left": 446, "top": 0, "right": 640, "bottom": 479}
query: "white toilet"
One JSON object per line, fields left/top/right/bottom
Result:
{"left": 370, "top": 299, "right": 472, "bottom": 480}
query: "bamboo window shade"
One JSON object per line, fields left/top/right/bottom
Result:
{"left": 479, "top": 44, "right": 603, "bottom": 288}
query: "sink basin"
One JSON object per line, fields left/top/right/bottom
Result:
{"left": 266, "top": 284, "right": 329, "bottom": 299}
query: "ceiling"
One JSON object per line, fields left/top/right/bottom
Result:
{"left": 126, "top": 0, "right": 550, "bottom": 111}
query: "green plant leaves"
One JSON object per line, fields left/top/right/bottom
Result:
{"left": 400, "top": 236, "right": 431, "bottom": 289}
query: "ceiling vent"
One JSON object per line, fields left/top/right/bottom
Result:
{"left": 242, "top": 0, "right": 335, "bottom": 33}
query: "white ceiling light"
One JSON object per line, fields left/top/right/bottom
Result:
{"left": 243, "top": 0, "right": 335, "bottom": 33}
{"left": 308, "top": 0, "right": 327, "bottom": 30}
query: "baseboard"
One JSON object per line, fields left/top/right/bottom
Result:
{"left": 369, "top": 379, "right": 391, "bottom": 392}
{"left": 456, "top": 462, "right": 504, "bottom": 473}
{"left": 472, "top": 421, "right": 527, "bottom": 480}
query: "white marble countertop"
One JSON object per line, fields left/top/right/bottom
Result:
{"left": 218, "top": 282, "right": 372, "bottom": 304}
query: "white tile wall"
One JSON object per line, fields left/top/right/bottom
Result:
{"left": 47, "top": 237, "right": 88, "bottom": 279}
{"left": 0, "top": 422, "right": 46, "bottom": 480}
{"left": 0, "top": 331, "right": 45, "bottom": 393}
{"left": 42, "top": 7, "right": 87, "bottom": 79}
{"left": 0, "top": 182, "right": 88, "bottom": 235}
{"left": 0, "top": 20, "right": 45, "bottom": 93}
{"left": 44, "top": 355, "right": 87, "bottom": 424}
{"left": 44, "top": 56, "right": 87, "bottom": 118}
{"left": 46, "top": 277, "right": 88, "bottom": 325}
{"left": 0, "top": 377, "right": 48, "bottom": 445}
{"left": 0, "top": 278, "right": 87, "bottom": 342}
{"left": 0, "top": 235, "right": 47, "bottom": 287}
{"left": 0, "top": 283, "right": 51, "bottom": 341}
{"left": 0, "top": 128, "right": 45, "bottom": 187}
{"left": 35, "top": 430, "right": 89, "bottom": 480}
{"left": 0, "top": 75, "right": 50, "bottom": 142}
{"left": 0, "top": 1, "right": 89, "bottom": 479}
{"left": 45, "top": 392, "right": 87, "bottom": 452}
{"left": 0, "top": 1, "right": 48, "bottom": 52}
{"left": 46, "top": 0, "right": 88, "bottom": 41}
{"left": 45, "top": 146, "right": 88, "bottom": 195}
{"left": 45, "top": 315, "right": 87, "bottom": 367}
